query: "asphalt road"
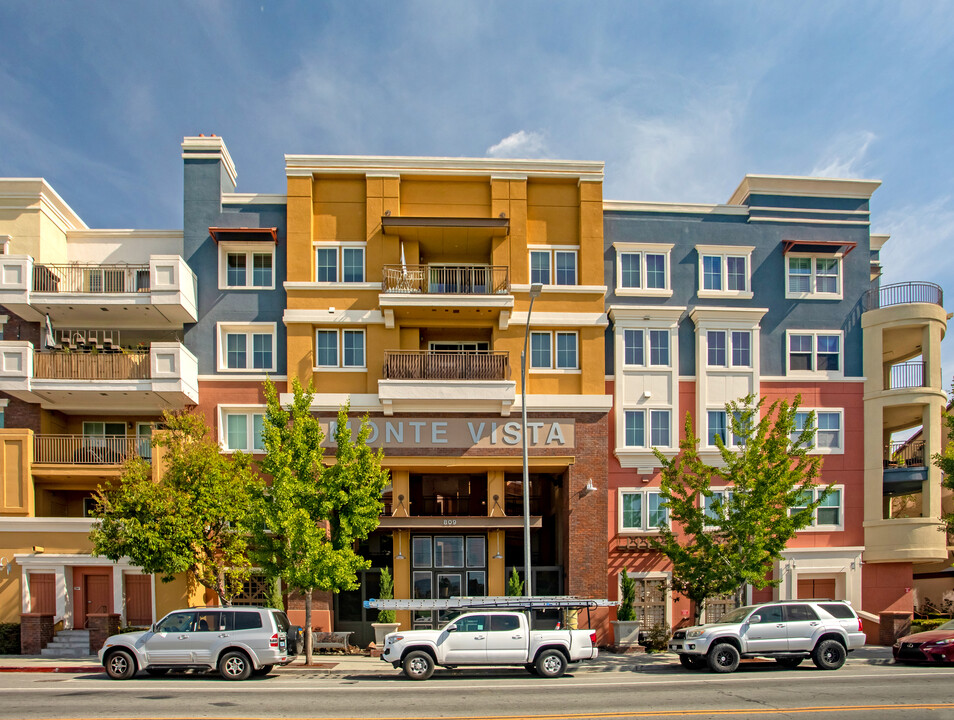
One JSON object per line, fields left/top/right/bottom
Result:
{"left": 0, "top": 660, "right": 952, "bottom": 720}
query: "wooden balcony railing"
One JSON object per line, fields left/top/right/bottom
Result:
{"left": 383, "top": 351, "right": 510, "bottom": 380}
{"left": 33, "top": 351, "right": 150, "bottom": 380}
{"left": 381, "top": 265, "right": 509, "bottom": 294}
{"left": 885, "top": 440, "right": 925, "bottom": 468}
{"left": 865, "top": 281, "right": 943, "bottom": 311}
{"left": 889, "top": 361, "right": 926, "bottom": 389}
{"left": 34, "top": 435, "right": 148, "bottom": 464}
{"left": 33, "top": 264, "right": 150, "bottom": 294}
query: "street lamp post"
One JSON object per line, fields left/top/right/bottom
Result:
{"left": 521, "top": 282, "right": 543, "bottom": 597}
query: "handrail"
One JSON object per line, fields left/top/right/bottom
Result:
{"left": 33, "top": 264, "right": 150, "bottom": 293}
{"left": 889, "top": 361, "right": 926, "bottom": 390}
{"left": 33, "top": 350, "right": 150, "bottom": 380}
{"left": 381, "top": 265, "right": 510, "bottom": 294}
{"left": 885, "top": 440, "right": 925, "bottom": 467}
{"left": 382, "top": 350, "right": 510, "bottom": 381}
{"left": 34, "top": 434, "right": 148, "bottom": 464}
{"left": 865, "top": 281, "right": 943, "bottom": 311}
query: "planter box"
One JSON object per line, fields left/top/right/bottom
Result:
{"left": 611, "top": 620, "right": 642, "bottom": 653}
{"left": 371, "top": 622, "right": 400, "bottom": 648}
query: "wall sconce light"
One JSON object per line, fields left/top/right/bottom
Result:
{"left": 395, "top": 532, "right": 405, "bottom": 561}
{"left": 493, "top": 532, "right": 503, "bottom": 560}
{"left": 0, "top": 557, "right": 10, "bottom": 575}
{"left": 491, "top": 494, "right": 503, "bottom": 516}
{"left": 394, "top": 494, "right": 407, "bottom": 517}
{"left": 850, "top": 560, "right": 857, "bottom": 571}
{"left": 579, "top": 480, "right": 596, "bottom": 498}
{"left": 32, "top": 546, "right": 44, "bottom": 554}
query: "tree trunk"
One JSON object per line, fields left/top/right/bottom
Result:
{"left": 304, "top": 590, "right": 313, "bottom": 665}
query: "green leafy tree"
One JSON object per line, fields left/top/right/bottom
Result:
{"left": 377, "top": 567, "right": 396, "bottom": 624}
{"left": 931, "top": 394, "right": 954, "bottom": 540}
{"left": 616, "top": 570, "right": 637, "bottom": 622}
{"left": 90, "top": 411, "right": 262, "bottom": 605}
{"left": 254, "top": 378, "right": 389, "bottom": 662}
{"left": 506, "top": 567, "right": 524, "bottom": 596}
{"left": 651, "top": 395, "right": 829, "bottom": 623}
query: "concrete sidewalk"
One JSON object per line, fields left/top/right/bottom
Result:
{"left": 0, "top": 646, "right": 896, "bottom": 675}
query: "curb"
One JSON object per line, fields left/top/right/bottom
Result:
{"left": 0, "top": 666, "right": 102, "bottom": 673}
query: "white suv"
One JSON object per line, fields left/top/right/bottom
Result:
{"left": 99, "top": 606, "right": 293, "bottom": 681}
{"left": 668, "top": 600, "right": 866, "bottom": 673}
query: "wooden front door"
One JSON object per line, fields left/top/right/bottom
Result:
{"left": 124, "top": 575, "right": 152, "bottom": 627}
{"left": 81, "top": 573, "right": 111, "bottom": 628}
{"left": 29, "top": 574, "right": 55, "bottom": 615}
{"left": 797, "top": 578, "right": 838, "bottom": 600}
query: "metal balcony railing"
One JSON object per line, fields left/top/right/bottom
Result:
{"left": 885, "top": 440, "right": 925, "bottom": 468}
{"left": 864, "top": 281, "right": 943, "bottom": 311}
{"left": 33, "top": 350, "right": 150, "bottom": 380}
{"left": 382, "top": 351, "right": 510, "bottom": 381}
{"left": 889, "top": 361, "right": 926, "bottom": 389}
{"left": 34, "top": 435, "right": 148, "bottom": 464}
{"left": 33, "top": 264, "right": 150, "bottom": 294}
{"left": 381, "top": 265, "right": 509, "bottom": 294}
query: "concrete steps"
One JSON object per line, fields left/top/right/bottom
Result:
{"left": 40, "top": 629, "right": 92, "bottom": 658}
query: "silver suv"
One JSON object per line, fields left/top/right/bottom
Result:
{"left": 99, "top": 606, "right": 293, "bottom": 681}
{"left": 668, "top": 600, "right": 865, "bottom": 673}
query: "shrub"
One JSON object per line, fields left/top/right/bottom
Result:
{"left": 912, "top": 618, "right": 950, "bottom": 633}
{"left": 506, "top": 567, "right": 524, "bottom": 597}
{"left": 0, "top": 624, "right": 20, "bottom": 654}
{"left": 617, "top": 571, "right": 637, "bottom": 622}
{"left": 645, "top": 623, "right": 671, "bottom": 652}
{"left": 377, "top": 567, "right": 395, "bottom": 624}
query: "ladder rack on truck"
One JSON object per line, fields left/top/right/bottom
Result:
{"left": 363, "top": 596, "right": 616, "bottom": 610}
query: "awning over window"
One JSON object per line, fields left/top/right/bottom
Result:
{"left": 209, "top": 227, "right": 278, "bottom": 243}
{"left": 782, "top": 239, "right": 856, "bottom": 256}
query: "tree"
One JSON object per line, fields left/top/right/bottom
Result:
{"left": 617, "top": 570, "right": 637, "bottom": 622}
{"left": 377, "top": 567, "right": 396, "bottom": 624}
{"left": 650, "top": 395, "right": 829, "bottom": 623}
{"left": 506, "top": 567, "right": 524, "bottom": 596}
{"left": 254, "top": 378, "right": 389, "bottom": 663}
{"left": 931, "top": 394, "right": 954, "bottom": 541}
{"left": 91, "top": 410, "right": 262, "bottom": 605}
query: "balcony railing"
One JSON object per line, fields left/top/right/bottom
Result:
{"left": 34, "top": 434, "right": 148, "bottom": 464}
{"left": 889, "top": 361, "right": 926, "bottom": 389}
{"left": 383, "top": 351, "right": 510, "bottom": 380}
{"left": 885, "top": 440, "right": 925, "bottom": 468}
{"left": 381, "top": 265, "right": 509, "bottom": 294}
{"left": 864, "top": 281, "right": 943, "bottom": 311}
{"left": 33, "top": 264, "right": 150, "bottom": 294}
{"left": 33, "top": 350, "right": 150, "bottom": 380}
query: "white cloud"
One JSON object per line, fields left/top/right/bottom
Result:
{"left": 486, "top": 131, "right": 549, "bottom": 159}
{"left": 810, "top": 131, "right": 877, "bottom": 178}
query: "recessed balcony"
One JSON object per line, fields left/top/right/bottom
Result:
{"left": 0, "top": 255, "right": 198, "bottom": 328}
{"left": 34, "top": 434, "right": 148, "bottom": 465}
{"left": 883, "top": 440, "right": 927, "bottom": 496}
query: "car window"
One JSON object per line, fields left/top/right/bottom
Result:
{"left": 716, "top": 606, "right": 757, "bottom": 624}
{"left": 231, "top": 611, "right": 264, "bottom": 630}
{"left": 752, "top": 605, "right": 783, "bottom": 623}
{"left": 819, "top": 603, "right": 856, "bottom": 619}
{"left": 194, "top": 611, "right": 220, "bottom": 632}
{"left": 785, "top": 604, "right": 819, "bottom": 622}
{"left": 271, "top": 610, "right": 291, "bottom": 633}
{"left": 454, "top": 615, "right": 487, "bottom": 633}
{"left": 156, "top": 612, "right": 195, "bottom": 633}
{"left": 490, "top": 615, "right": 521, "bottom": 632}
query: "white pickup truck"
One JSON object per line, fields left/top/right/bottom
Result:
{"left": 379, "top": 610, "right": 599, "bottom": 680}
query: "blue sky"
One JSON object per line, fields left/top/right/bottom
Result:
{"left": 3, "top": 1, "right": 954, "bottom": 379}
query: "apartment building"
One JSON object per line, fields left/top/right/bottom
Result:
{"left": 604, "top": 176, "right": 948, "bottom": 642}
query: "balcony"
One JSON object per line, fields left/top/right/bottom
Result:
{"left": 378, "top": 350, "right": 515, "bottom": 416}
{"left": 0, "top": 255, "right": 197, "bottom": 327}
{"left": 378, "top": 265, "right": 514, "bottom": 329}
{"left": 0, "top": 341, "right": 198, "bottom": 413}
{"left": 864, "top": 281, "right": 943, "bottom": 311}
{"left": 883, "top": 440, "right": 927, "bottom": 496}
{"left": 888, "top": 361, "right": 926, "bottom": 390}
{"left": 34, "top": 435, "right": 147, "bottom": 465}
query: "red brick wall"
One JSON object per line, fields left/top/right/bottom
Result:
{"left": 20, "top": 614, "right": 54, "bottom": 655}
{"left": 0, "top": 309, "right": 42, "bottom": 432}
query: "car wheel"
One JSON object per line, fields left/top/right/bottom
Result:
{"left": 535, "top": 649, "right": 568, "bottom": 678}
{"left": 402, "top": 650, "right": 435, "bottom": 681}
{"left": 251, "top": 664, "right": 274, "bottom": 677}
{"left": 145, "top": 668, "right": 169, "bottom": 677}
{"left": 776, "top": 657, "right": 803, "bottom": 669}
{"left": 707, "top": 643, "right": 740, "bottom": 673}
{"left": 219, "top": 650, "right": 252, "bottom": 681}
{"left": 679, "top": 655, "right": 706, "bottom": 670}
{"left": 811, "top": 639, "right": 846, "bottom": 670}
{"left": 104, "top": 649, "right": 137, "bottom": 680}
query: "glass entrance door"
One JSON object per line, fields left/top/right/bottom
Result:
{"left": 411, "top": 534, "right": 486, "bottom": 629}
{"left": 334, "top": 569, "right": 380, "bottom": 649}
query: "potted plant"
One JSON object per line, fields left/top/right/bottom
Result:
{"left": 611, "top": 570, "right": 642, "bottom": 652}
{"left": 371, "top": 567, "right": 400, "bottom": 647}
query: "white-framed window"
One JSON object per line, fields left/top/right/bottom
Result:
{"left": 218, "top": 243, "right": 275, "bottom": 290}
{"left": 697, "top": 245, "right": 754, "bottom": 299}
{"left": 614, "top": 243, "right": 673, "bottom": 297}
{"left": 623, "top": 329, "right": 671, "bottom": 367}
{"left": 705, "top": 410, "right": 750, "bottom": 449}
{"left": 530, "top": 331, "right": 578, "bottom": 370}
{"left": 786, "top": 330, "right": 842, "bottom": 377}
{"left": 703, "top": 488, "right": 735, "bottom": 527}
{"left": 314, "top": 328, "right": 366, "bottom": 369}
{"left": 785, "top": 254, "right": 842, "bottom": 299}
{"left": 790, "top": 409, "right": 844, "bottom": 454}
{"left": 529, "top": 247, "right": 578, "bottom": 286}
{"left": 217, "top": 323, "right": 276, "bottom": 372}
{"left": 705, "top": 330, "right": 752, "bottom": 368}
{"left": 314, "top": 243, "right": 366, "bottom": 283}
{"left": 220, "top": 408, "right": 266, "bottom": 453}
{"left": 619, "top": 489, "right": 669, "bottom": 532}
{"left": 624, "top": 409, "right": 672, "bottom": 448}
{"left": 789, "top": 485, "right": 844, "bottom": 529}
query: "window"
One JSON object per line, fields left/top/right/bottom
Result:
{"left": 529, "top": 247, "right": 578, "bottom": 286}
{"left": 786, "top": 255, "right": 842, "bottom": 299}
{"left": 624, "top": 410, "right": 671, "bottom": 448}
{"left": 222, "top": 410, "right": 265, "bottom": 452}
{"left": 790, "top": 486, "right": 843, "bottom": 528}
{"left": 787, "top": 331, "right": 842, "bottom": 376}
{"left": 697, "top": 245, "right": 754, "bottom": 298}
{"left": 624, "top": 330, "right": 644, "bottom": 366}
{"left": 314, "top": 244, "right": 365, "bottom": 283}
{"left": 620, "top": 490, "right": 668, "bottom": 532}
{"left": 623, "top": 329, "right": 670, "bottom": 367}
{"left": 706, "top": 330, "right": 752, "bottom": 368}
{"left": 732, "top": 331, "right": 751, "bottom": 367}
{"left": 707, "top": 331, "right": 727, "bottom": 367}
{"left": 615, "top": 243, "right": 673, "bottom": 296}
{"left": 530, "top": 331, "right": 578, "bottom": 370}
{"left": 707, "top": 411, "right": 727, "bottom": 446}
{"left": 219, "top": 244, "right": 275, "bottom": 290}
{"left": 790, "top": 409, "right": 844, "bottom": 453}
{"left": 703, "top": 489, "right": 734, "bottom": 525}
{"left": 314, "top": 329, "right": 366, "bottom": 369}
{"left": 706, "top": 411, "right": 749, "bottom": 448}
{"left": 649, "top": 330, "right": 669, "bottom": 366}
{"left": 218, "top": 324, "right": 276, "bottom": 372}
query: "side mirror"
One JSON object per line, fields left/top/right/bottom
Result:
{"left": 446, "top": 625, "right": 457, "bottom": 633}
{"left": 150, "top": 623, "right": 158, "bottom": 633}
{"left": 748, "top": 615, "right": 761, "bottom": 624}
